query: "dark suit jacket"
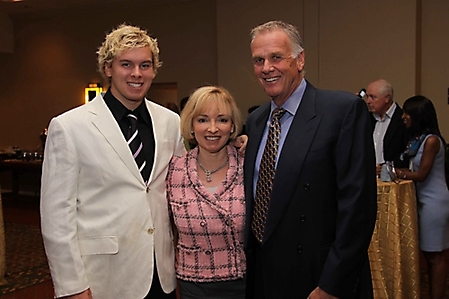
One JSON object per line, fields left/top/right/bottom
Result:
{"left": 370, "top": 104, "right": 408, "bottom": 168}
{"left": 244, "top": 82, "right": 377, "bottom": 299}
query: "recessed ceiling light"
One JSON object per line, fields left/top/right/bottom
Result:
{"left": 0, "top": 0, "right": 23, "bottom": 2}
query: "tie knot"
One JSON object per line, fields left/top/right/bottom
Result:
{"left": 272, "top": 108, "right": 286, "bottom": 120}
{"left": 127, "top": 113, "right": 138, "bottom": 125}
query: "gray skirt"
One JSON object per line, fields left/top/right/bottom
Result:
{"left": 178, "top": 277, "right": 245, "bottom": 299}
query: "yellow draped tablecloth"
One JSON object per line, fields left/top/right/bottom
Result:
{"left": 368, "top": 179, "right": 420, "bottom": 299}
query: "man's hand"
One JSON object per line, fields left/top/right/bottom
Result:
{"left": 61, "top": 289, "right": 93, "bottom": 299}
{"left": 307, "top": 287, "right": 338, "bottom": 299}
{"left": 231, "top": 135, "right": 248, "bottom": 154}
{"left": 376, "top": 163, "right": 382, "bottom": 177}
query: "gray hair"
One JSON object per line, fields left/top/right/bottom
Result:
{"left": 250, "top": 20, "right": 304, "bottom": 58}
{"left": 372, "top": 79, "right": 394, "bottom": 101}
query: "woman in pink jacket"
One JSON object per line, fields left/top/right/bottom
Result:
{"left": 166, "top": 86, "right": 246, "bottom": 299}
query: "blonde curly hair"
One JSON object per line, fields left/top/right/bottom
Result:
{"left": 97, "top": 23, "right": 162, "bottom": 82}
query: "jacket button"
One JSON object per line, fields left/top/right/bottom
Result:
{"left": 147, "top": 228, "right": 154, "bottom": 234}
{"left": 303, "top": 183, "right": 310, "bottom": 191}
{"left": 146, "top": 186, "right": 150, "bottom": 193}
{"left": 297, "top": 246, "right": 303, "bottom": 253}
{"left": 300, "top": 215, "right": 306, "bottom": 222}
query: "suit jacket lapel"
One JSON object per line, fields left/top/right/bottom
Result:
{"left": 246, "top": 105, "right": 272, "bottom": 196}
{"left": 145, "top": 100, "right": 160, "bottom": 185}
{"left": 383, "top": 105, "right": 401, "bottom": 147}
{"left": 262, "top": 83, "right": 322, "bottom": 244}
{"left": 89, "top": 95, "right": 144, "bottom": 184}
{"left": 244, "top": 104, "right": 271, "bottom": 246}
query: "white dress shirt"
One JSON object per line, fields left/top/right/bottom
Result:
{"left": 373, "top": 102, "right": 397, "bottom": 164}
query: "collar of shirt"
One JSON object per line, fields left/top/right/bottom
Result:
{"left": 131, "top": 100, "right": 151, "bottom": 127}
{"left": 373, "top": 102, "right": 397, "bottom": 122}
{"left": 253, "top": 79, "right": 307, "bottom": 198}
{"left": 103, "top": 88, "right": 151, "bottom": 126}
{"left": 269, "top": 78, "right": 306, "bottom": 118}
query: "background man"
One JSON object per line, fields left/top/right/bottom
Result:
{"left": 365, "top": 79, "right": 408, "bottom": 174}
{"left": 243, "top": 20, "right": 377, "bottom": 299}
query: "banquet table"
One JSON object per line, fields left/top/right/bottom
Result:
{"left": 0, "top": 159, "right": 42, "bottom": 200}
{"left": 368, "top": 179, "right": 420, "bottom": 299}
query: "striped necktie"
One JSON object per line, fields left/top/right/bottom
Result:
{"left": 127, "top": 113, "right": 147, "bottom": 182}
{"left": 251, "top": 107, "right": 286, "bottom": 243}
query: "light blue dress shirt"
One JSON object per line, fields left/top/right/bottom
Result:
{"left": 253, "top": 79, "right": 306, "bottom": 197}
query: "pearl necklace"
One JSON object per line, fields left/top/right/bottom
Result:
{"left": 197, "top": 156, "right": 229, "bottom": 182}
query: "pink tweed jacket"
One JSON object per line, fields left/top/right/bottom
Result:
{"left": 166, "top": 145, "right": 246, "bottom": 283}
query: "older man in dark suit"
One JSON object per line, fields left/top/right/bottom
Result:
{"left": 243, "top": 20, "right": 377, "bottom": 299}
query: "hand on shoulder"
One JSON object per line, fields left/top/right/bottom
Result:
{"left": 231, "top": 135, "right": 248, "bottom": 154}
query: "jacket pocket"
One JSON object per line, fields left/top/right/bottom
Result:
{"left": 79, "top": 236, "right": 119, "bottom": 256}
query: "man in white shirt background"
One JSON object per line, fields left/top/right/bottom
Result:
{"left": 365, "top": 79, "right": 408, "bottom": 176}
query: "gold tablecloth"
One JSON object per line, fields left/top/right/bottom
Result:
{"left": 368, "top": 179, "right": 420, "bottom": 299}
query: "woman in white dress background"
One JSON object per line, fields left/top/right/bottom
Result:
{"left": 396, "top": 95, "right": 449, "bottom": 299}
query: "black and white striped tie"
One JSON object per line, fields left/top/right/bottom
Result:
{"left": 127, "top": 113, "right": 147, "bottom": 182}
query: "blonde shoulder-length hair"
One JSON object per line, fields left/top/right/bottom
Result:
{"left": 180, "top": 86, "right": 243, "bottom": 145}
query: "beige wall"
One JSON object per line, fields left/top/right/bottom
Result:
{"left": 0, "top": 0, "right": 448, "bottom": 150}
{"left": 318, "top": 1, "right": 417, "bottom": 96}
{"left": 421, "top": 0, "right": 449, "bottom": 139}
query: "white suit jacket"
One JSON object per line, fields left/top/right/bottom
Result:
{"left": 40, "top": 94, "right": 186, "bottom": 299}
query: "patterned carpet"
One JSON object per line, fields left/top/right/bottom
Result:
{"left": 0, "top": 222, "right": 50, "bottom": 295}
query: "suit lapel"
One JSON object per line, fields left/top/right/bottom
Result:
{"left": 262, "top": 84, "right": 322, "bottom": 244}
{"left": 244, "top": 104, "right": 271, "bottom": 246}
{"left": 383, "top": 105, "right": 401, "bottom": 147}
{"left": 145, "top": 100, "right": 160, "bottom": 185}
{"left": 89, "top": 95, "right": 144, "bottom": 184}
{"left": 245, "top": 104, "right": 272, "bottom": 197}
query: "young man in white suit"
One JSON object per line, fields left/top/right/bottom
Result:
{"left": 40, "top": 24, "right": 185, "bottom": 299}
